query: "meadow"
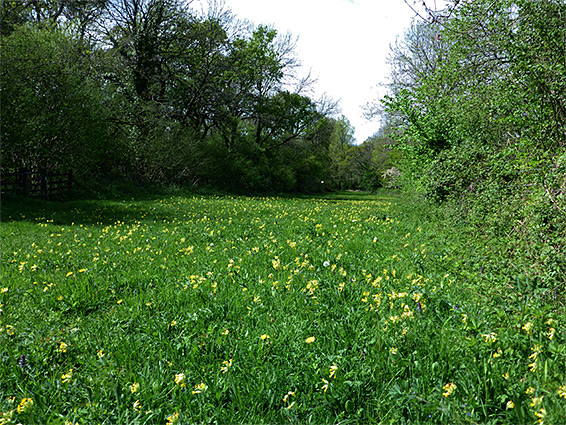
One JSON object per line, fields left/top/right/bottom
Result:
{"left": 1, "top": 193, "right": 564, "bottom": 424}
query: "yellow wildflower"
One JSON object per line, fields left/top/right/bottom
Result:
{"left": 58, "top": 342, "right": 68, "bottom": 353}
{"left": 61, "top": 369, "right": 73, "bottom": 383}
{"left": 329, "top": 363, "right": 338, "bottom": 378}
{"left": 174, "top": 373, "right": 186, "bottom": 387}
{"left": 0, "top": 409, "right": 14, "bottom": 423}
{"left": 220, "top": 359, "right": 232, "bottom": 374}
{"left": 272, "top": 257, "right": 280, "bottom": 270}
{"left": 305, "top": 336, "right": 315, "bottom": 344}
{"left": 16, "top": 398, "right": 33, "bottom": 414}
{"left": 282, "top": 391, "right": 295, "bottom": 403}
{"left": 442, "top": 382, "right": 457, "bottom": 397}
{"left": 166, "top": 412, "right": 180, "bottom": 425}
{"left": 534, "top": 408, "right": 546, "bottom": 423}
{"left": 192, "top": 381, "right": 207, "bottom": 395}
{"left": 506, "top": 400, "right": 514, "bottom": 409}
{"left": 260, "top": 334, "right": 270, "bottom": 340}
{"left": 321, "top": 378, "right": 329, "bottom": 392}
{"left": 131, "top": 382, "right": 140, "bottom": 394}
{"left": 481, "top": 332, "right": 497, "bottom": 343}
{"left": 531, "top": 396, "right": 544, "bottom": 407}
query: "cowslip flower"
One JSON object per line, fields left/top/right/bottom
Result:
{"left": 61, "top": 369, "right": 73, "bottom": 383}
{"left": 481, "top": 332, "right": 497, "bottom": 343}
{"left": 522, "top": 322, "right": 533, "bottom": 334}
{"left": 282, "top": 391, "right": 295, "bottom": 403}
{"left": 133, "top": 400, "right": 141, "bottom": 412}
{"left": 192, "top": 381, "right": 207, "bottom": 395}
{"left": 305, "top": 336, "right": 315, "bottom": 344}
{"left": 17, "top": 398, "right": 33, "bottom": 414}
{"left": 166, "top": 412, "right": 180, "bottom": 425}
{"left": 534, "top": 408, "right": 546, "bottom": 423}
{"left": 558, "top": 385, "right": 566, "bottom": 399}
{"left": 174, "top": 373, "right": 186, "bottom": 388}
{"left": 260, "top": 334, "right": 270, "bottom": 341}
{"left": 131, "top": 382, "right": 140, "bottom": 394}
{"left": 321, "top": 378, "right": 329, "bottom": 392}
{"left": 442, "top": 382, "right": 457, "bottom": 397}
{"left": 329, "top": 363, "right": 338, "bottom": 378}
{"left": 272, "top": 257, "right": 280, "bottom": 270}
{"left": 58, "top": 342, "right": 69, "bottom": 353}
{"left": 0, "top": 410, "right": 14, "bottom": 422}
{"left": 220, "top": 359, "right": 232, "bottom": 374}
{"left": 506, "top": 400, "right": 514, "bottom": 409}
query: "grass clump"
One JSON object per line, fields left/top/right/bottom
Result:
{"left": 1, "top": 193, "right": 564, "bottom": 424}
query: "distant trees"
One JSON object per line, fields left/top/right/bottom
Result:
{"left": 2, "top": 0, "right": 348, "bottom": 193}
{"left": 322, "top": 117, "right": 395, "bottom": 191}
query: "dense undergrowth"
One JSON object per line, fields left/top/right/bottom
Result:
{"left": 1, "top": 192, "right": 565, "bottom": 424}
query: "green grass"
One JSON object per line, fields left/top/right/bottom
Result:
{"left": 1, "top": 193, "right": 564, "bottom": 424}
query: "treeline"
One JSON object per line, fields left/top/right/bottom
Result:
{"left": 1, "top": 0, "right": 395, "bottom": 194}
{"left": 380, "top": 0, "right": 566, "bottom": 284}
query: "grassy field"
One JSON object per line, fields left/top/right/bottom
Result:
{"left": 1, "top": 192, "right": 564, "bottom": 424}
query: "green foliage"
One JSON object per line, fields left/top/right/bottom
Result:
{"left": 0, "top": 25, "right": 121, "bottom": 187}
{"left": 382, "top": 0, "right": 566, "bottom": 287}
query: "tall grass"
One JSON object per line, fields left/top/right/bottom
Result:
{"left": 1, "top": 193, "right": 564, "bottom": 424}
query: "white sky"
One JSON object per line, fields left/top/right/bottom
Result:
{"left": 194, "top": 0, "right": 421, "bottom": 144}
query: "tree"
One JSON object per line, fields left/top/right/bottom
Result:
{"left": 378, "top": 0, "right": 566, "bottom": 284}
{"left": 326, "top": 116, "right": 356, "bottom": 189}
{"left": 1, "top": 25, "right": 114, "bottom": 184}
